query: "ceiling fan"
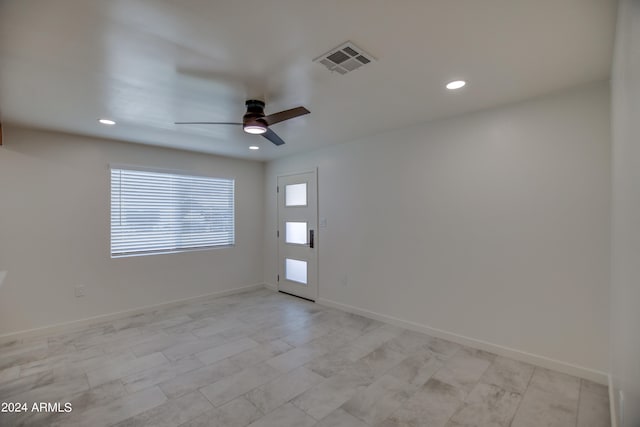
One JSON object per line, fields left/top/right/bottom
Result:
{"left": 175, "top": 99, "right": 310, "bottom": 146}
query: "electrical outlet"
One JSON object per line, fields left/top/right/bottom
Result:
{"left": 74, "top": 285, "right": 85, "bottom": 297}
{"left": 341, "top": 274, "right": 348, "bottom": 287}
{"left": 319, "top": 218, "right": 327, "bottom": 228}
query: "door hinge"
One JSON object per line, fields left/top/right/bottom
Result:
{"left": 277, "top": 274, "right": 280, "bottom": 282}
{"left": 277, "top": 186, "right": 279, "bottom": 193}
{"left": 277, "top": 230, "right": 279, "bottom": 238}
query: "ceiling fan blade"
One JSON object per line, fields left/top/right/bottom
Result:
{"left": 174, "top": 122, "right": 242, "bottom": 125}
{"left": 262, "top": 128, "right": 285, "bottom": 146}
{"left": 263, "top": 106, "right": 310, "bottom": 126}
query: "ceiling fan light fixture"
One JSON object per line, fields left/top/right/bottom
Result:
{"left": 243, "top": 115, "right": 268, "bottom": 134}
{"left": 244, "top": 124, "right": 267, "bottom": 135}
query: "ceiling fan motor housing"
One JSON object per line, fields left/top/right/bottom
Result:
{"left": 243, "top": 99, "right": 267, "bottom": 128}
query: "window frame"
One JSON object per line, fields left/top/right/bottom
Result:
{"left": 109, "top": 164, "right": 236, "bottom": 258}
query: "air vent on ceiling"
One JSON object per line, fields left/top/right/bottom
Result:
{"left": 313, "top": 41, "right": 376, "bottom": 75}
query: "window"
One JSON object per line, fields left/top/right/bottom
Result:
{"left": 285, "top": 258, "right": 308, "bottom": 284}
{"left": 110, "top": 167, "right": 234, "bottom": 257}
{"left": 285, "top": 183, "right": 307, "bottom": 206}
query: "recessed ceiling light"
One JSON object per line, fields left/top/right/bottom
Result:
{"left": 249, "top": 146, "right": 260, "bottom": 150}
{"left": 446, "top": 80, "right": 466, "bottom": 90}
{"left": 98, "top": 118, "right": 116, "bottom": 125}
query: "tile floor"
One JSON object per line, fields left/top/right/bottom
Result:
{"left": 0, "top": 289, "right": 610, "bottom": 427}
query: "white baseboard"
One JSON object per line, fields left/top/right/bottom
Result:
{"left": 609, "top": 375, "right": 619, "bottom": 427}
{"left": 316, "top": 296, "right": 608, "bottom": 385}
{"left": 0, "top": 283, "right": 265, "bottom": 344}
{"left": 3, "top": 282, "right": 611, "bottom": 387}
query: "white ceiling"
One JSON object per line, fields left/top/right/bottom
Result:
{"left": 0, "top": 0, "right": 617, "bottom": 161}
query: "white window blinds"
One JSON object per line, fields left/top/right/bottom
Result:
{"left": 110, "top": 167, "right": 235, "bottom": 257}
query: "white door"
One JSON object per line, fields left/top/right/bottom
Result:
{"left": 277, "top": 170, "right": 318, "bottom": 301}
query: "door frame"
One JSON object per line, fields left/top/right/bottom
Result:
{"left": 276, "top": 168, "right": 319, "bottom": 301}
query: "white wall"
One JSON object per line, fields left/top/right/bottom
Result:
{"left": 265, "top": 82, "right": 611, "bottom": 380}
{"left": 610, "top": 0, "right": 640, "bottom": 425}
{"left": 0, "top": 126, "right": 264, "bottom": 336}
